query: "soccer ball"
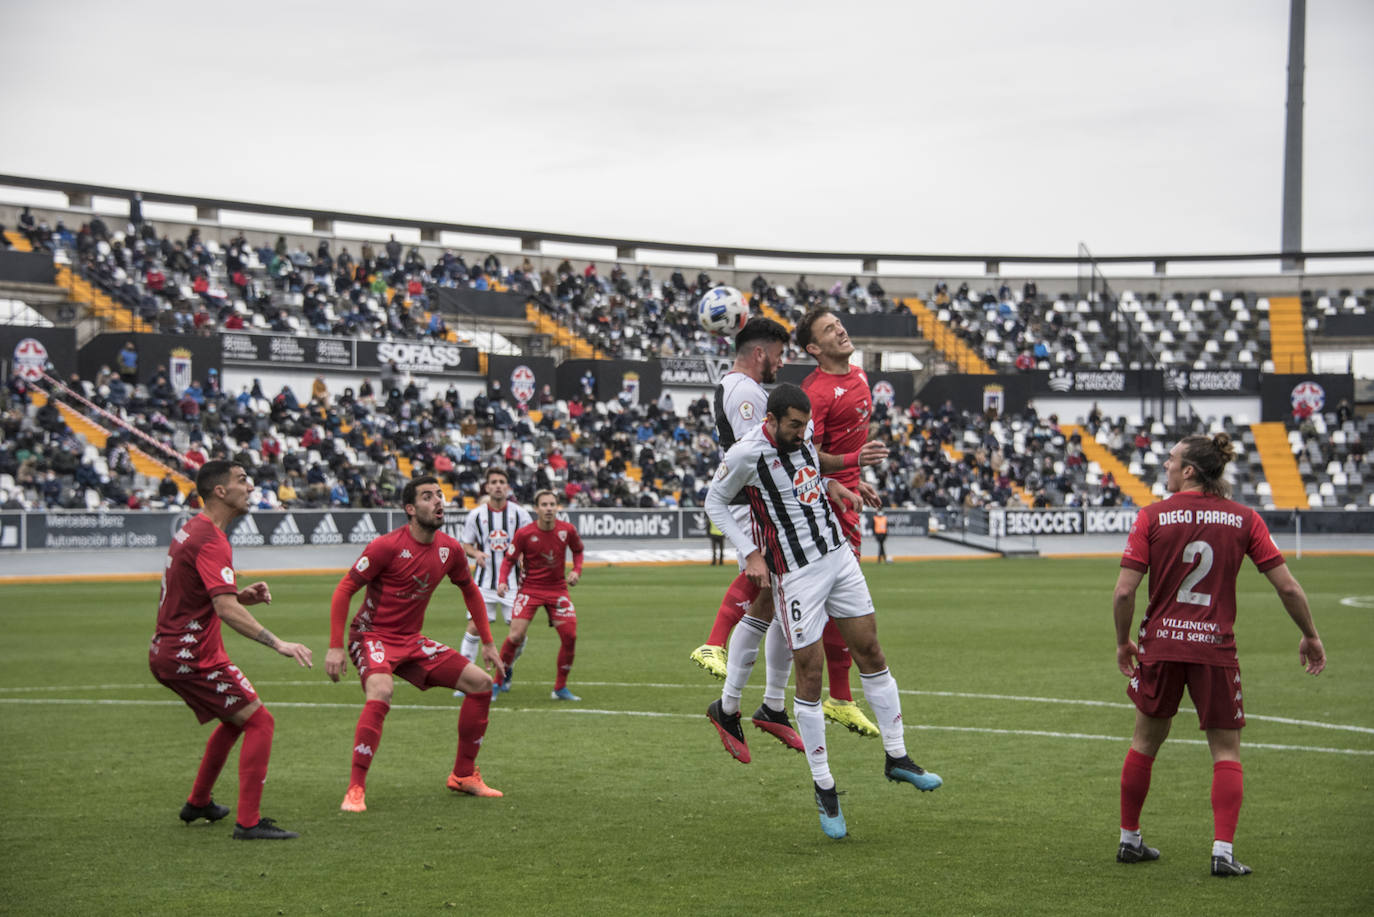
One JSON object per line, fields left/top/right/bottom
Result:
{"left": 697, "top": 286, "right": 749, "bottom": 336}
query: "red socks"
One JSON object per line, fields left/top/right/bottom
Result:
{"left": 707, "top": 573, "right": 759, "bottom": 646}
{"left": 350, "top": 699, "right": 390, "bottom": 789}
{"left": 236, "top": 706, "right": 275, "bottom": 828}
{"left": 554, "top": 624, "right": 577, "bottom": 691}
{"left": 453, "top": 690, "right": 492, "bottom": 778}
{"left": 822, "top": 621, "right": 854, "bottom": 702}
{"left": 1212, "top": 760, "right": 1244, "bottom": 843}
{"left": 500, "top": 637, "right": 518, "bottom": 670}
{"left": 188, "top": 721, "right": 243, "bottom": 806}
{"left": 1119, "top": 747, "right": 1154, "bottom": 831}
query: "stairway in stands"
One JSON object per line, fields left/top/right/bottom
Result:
{"left": 902, "top": 298, "right": 994, "bottom": 374}
{"left": 525, "top": 303, "right": 602, "bottom": 359}
{"left": 1061, "top": 424, "right": 1156, "bottom": 507}
{"left": 1249, "top": 422, "right": 1307, "bottom": 509}
{"left": 745, "top": 294, "right": 792, "bottom": 331}
{"left": 4, "top": 230, "right": 152, "bottom": 333}
{"left": 29, "top": 389, "right": 194, "bottom": 496}
{"left": 936, "top": 438, "right": 1033, "bottom": 507}
{"left": 1267, "top": 296, "right": 1307, "bottom": 373}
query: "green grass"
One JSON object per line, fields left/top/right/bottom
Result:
{"left": 2, "top": 557, "right": 1372, "bottom": 916}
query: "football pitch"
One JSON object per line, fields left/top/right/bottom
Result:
{"left": 2, "top": 556, "right": 1371, "bottom": 916}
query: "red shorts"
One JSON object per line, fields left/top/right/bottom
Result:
{"left": 1128, "top": 660, "right": 1245, "bottom": 730}
{"left": 348, "top": 631, "right": 468, "bottom": 690}
{"left": 150, "top": 653, "right": 259, "bottom": 725}
{"left": 512, "top": 589, "right": 576, "bottom": 627}
{"left": 828, "top": 500, "right": 862, "bottom": 556}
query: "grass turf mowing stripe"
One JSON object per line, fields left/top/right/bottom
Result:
{"left": 3, "top": 696, "right": 1370, "bottom": 756}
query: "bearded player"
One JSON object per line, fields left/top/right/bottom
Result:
{"left": 796, "top": 307, "right": 882, "bottom": 738}
{"left": 497, "top": 490, "right": 586, "bottom": 701}
{"left": 327, "top": 476, "right": 507, "bottom": 812}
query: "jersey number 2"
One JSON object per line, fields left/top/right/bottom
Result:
{"left": 1176, "top": 540, "right": 1214, "bottom": 606}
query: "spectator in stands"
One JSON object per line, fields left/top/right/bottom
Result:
{"left": 118, "top": 341, "right": 139, "bottom": 383}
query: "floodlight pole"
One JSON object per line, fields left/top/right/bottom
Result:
{"left": 1281, "top": 0, "right": 1306, "bottom": 272}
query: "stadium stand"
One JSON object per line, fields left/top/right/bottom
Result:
{"left": 2, "top": 183, "right": 1370, "bottom": 519}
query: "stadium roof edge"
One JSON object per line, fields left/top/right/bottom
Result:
{"left": 2, "top": 172, "right": 1371, "bottom": 269}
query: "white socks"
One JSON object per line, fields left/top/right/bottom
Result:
{"left": 1213, "top": 840, "right": 1233, "bottom": 858}
{"left": 762, "top": 617, "right": 793, "bottom": 712}
{"left": 459, "top": 631, "right": 480, "bottom": 662}
{"left": 1121, "top": 828, "right": 1142, "bottom": 846}
{"left": 721, "top": 615, "right": 768, "bottom": 716}
{"left": 793, "top": 695, "right": 832, "bottom": 789}
{"left": 859, "top": 667, "right": 907, "bottom": 757}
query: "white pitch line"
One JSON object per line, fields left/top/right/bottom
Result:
{"left": 4, "top": 680, "right": 1366, "bottom": 736}
{"left": 909, "top": 724, "right": 1374, "bottom": 756}
{"left": 2, "top": 697, "right": 1371, "bottom": 757}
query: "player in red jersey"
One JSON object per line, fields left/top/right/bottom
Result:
{"left": 1112, "top": 433, "right": 1326, "bottom": 877}
{"left": 149, "top": 460, "right": 314, "bottom": 840}
{"left": 496, "top": 490, "right": 586, "bottom": 701}
{"left": 797, "top": 307, "right": 881, "bottom": 738}
{"left": 326, "top": 476, "right": 507, "bottom": 812}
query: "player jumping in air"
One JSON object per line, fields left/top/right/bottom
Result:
{"left": 706, "top": 384, "right": 940, "bottom": 838}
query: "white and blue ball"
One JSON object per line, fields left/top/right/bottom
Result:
{"left": 696, "top": 285, "right": 749, "bottom": 336}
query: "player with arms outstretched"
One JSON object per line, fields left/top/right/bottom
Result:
{"left": 798, "top": 307, "right": 883, "bottom": 736}
{"left": 327, "top": 475, "right": 507, "bottom": 812}
{"left": 705, "top": 384, "right": 940, "bottom": 838}
{"left": 149, "top": 460, "right": 314, "bottom": 840}
{"left": 497, "top": 490, "right": 586, "bottom": 701}
{"left": 457, "top": 467, "right": 532, "bottom": 692}
{"left": 1112, "top": 433, "right": 1326, "bottom": 876}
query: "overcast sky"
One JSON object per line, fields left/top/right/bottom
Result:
{"left": 1, "top": 0, "right": 1371, "bottom": 261}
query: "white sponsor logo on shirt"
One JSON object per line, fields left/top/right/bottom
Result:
{"left": 355, "top": 556, "right": 370, "bottom": 573}
{"left": 220, "top": 566, "right": 235, "bottom": 585}
{"left": 738, "top": 402, "right": 754, "bottom": 420}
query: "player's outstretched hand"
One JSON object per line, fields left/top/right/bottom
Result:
{"left": 1299, "top": 635, "right": 1326, "bottom": 675}
{"left": 481, "top": 643, "right": 506, "bottom": 683}
{"left": 568, "top": 570, "right": 580, "bottom": 587}
{"left": 239, "top": 581, "right": 271, "bottom": 606}
{"left": 826, "top": 479, "right": 861, "bottom": 513}
{"left": 496, "top": 582, "right": 508, "bottom": 597}
{"left": 325, "top": 646, "right": 346, "bottom": 682}
{"left": 278, "top": 641, "right": 313, "bottom": 668}
{"left": 474, "top": 550, "right": 489, "bottom": 568}
{"left": 856, "top": 480, "right": 881, "bottom": 508}
{"left": 1116, "top": 641, "right": 1139, "bottom": 678}
{"left": 858, "top": 440, "right": 888, "bottom": 466}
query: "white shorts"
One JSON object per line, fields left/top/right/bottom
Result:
{"left": 467, "top": 588, "right": 516, "bottom": 625}
{"left": 771, "top": 548, "right": 874, "bottom": 650}
{"left": 732, "top": 504, "right": 753, "bottom": 572}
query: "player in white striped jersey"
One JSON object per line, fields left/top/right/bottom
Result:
{"left": 705, "top": 383, "right": 941, "bottom": 839}
{"left": 689, "top": 318, "right": 805, "bottom": 750}
{"left": 456, "top": 467, "right": 532, "bottom": 693}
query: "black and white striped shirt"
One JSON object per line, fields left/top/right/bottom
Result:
{"left": 705, "top": 422, "right": 844, "bottom": 574}
{"left": 461, "top": 500, "right": 532, "bottom": 591}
